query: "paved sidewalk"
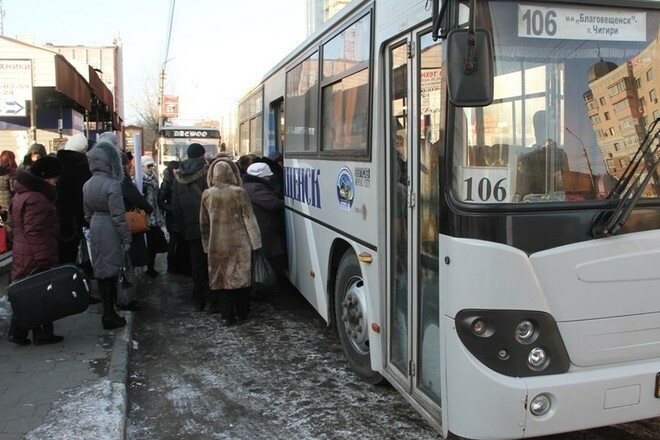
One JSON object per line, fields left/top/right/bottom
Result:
{"left": 0, "top": 273, "right": 133, "bottom": 440}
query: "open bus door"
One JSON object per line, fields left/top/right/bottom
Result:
{"left": 386, "top": 28, "right": 446, "bottom": 434}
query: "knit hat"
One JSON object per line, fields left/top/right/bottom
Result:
{"left": 64, "top": 133, "right": 88, "bottom": 153}
{"left": 247, "top": 162, "right": 273, "bottom": 178}
{"left": 141, "top": 155, "right": 155, "bottom": 167}
{"left": 187, "top": 143, "right": 206, "bottom": 159}
{"left": 29, "top": 156, "right": 62, "bottom": 179}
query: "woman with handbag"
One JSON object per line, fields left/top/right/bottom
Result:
{"left": 200, "top": 158, "right": 262, "bottom": 324}
{"left": 83, "top": 141, "right": 132, "bottom": 330}
{"left": 120, "top": 153, "right": 153, "bottom": 273}
{"left": 141, "top": 155, "right": 166, "bottom": 277}
{"left": 8, "top": 156, "right": 64, "bottom": 345}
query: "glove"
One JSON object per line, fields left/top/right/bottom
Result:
{"left": 121, "top": 244, "right": 131, "bottom": 252}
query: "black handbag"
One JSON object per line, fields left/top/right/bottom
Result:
{"left": 117, "top": 252, "right": 137, "bottom": 307}
{"left": 251, "top": 249, "right": 276, "bottom": 288}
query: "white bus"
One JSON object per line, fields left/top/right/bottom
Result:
{"left": 238, "top": 0, "right": 660, "bottom": 438}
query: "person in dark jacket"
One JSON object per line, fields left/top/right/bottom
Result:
{"left": 8, "top": 156, "right": 64, "bottom": 345}
{"left": 261, "top": 151, "right": 284, "bottom": 198}
{"left": 56, "top": 133, "right": 92, "bottom": 265}
{"left": 157, "top": 160, "right": 190, "bottom": 275}
{"left": 242, "top": 162, "right": 287, "bottom": 294}
{"left": 141, "top": 155, "right": 166, "bottom": 276}
{"left": 172, "top": 143, "right": 209, "bottom": 311}
{"left": 120, "top": 152, "right": 153, "bottom": 272}
{"left": 19, "top": 143, "right": 47, "bottom": 171}
{"left": 83, "top": 141, "right": 132, "bottom": 330}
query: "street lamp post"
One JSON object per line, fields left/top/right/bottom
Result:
{"left": 566, "top": 127, "right": 597, "bottom": 193}
{"left": 158, "top": 57, "right": 175, "bottom": 130}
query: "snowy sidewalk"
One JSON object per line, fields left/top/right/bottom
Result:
{"left": 0, "top": 286, "right": 133, "bottom": 440}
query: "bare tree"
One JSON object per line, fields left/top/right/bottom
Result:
{"left": 126, "top": 71, "right": 160, "bottom": 154}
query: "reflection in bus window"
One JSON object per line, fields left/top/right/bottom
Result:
{"left": 452, "top": 2, "right": 660, "bottom": 204}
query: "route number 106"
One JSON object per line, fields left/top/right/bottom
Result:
{"left": 464, "top": 177, "right": 508, "bottom": 202}
{"left": 521, "top": 7, "right": 557, "bottom": 36}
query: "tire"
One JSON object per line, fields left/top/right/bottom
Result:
{"left": 334, "top": 250, "right": 383, "bottom": 384}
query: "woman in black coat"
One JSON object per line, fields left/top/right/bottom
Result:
{"left": 157, "top": 161, "right": 190, "bottom": 275}
{"left": 120, "top": 152, "right": 153, "bottom": 271}
{"left": 242, "top": 162, "right": 286, "bottom": 291}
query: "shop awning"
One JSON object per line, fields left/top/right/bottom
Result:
{"left": 54, "top": 55, "right": 91, "bottom": 111}
{"left": 88, "top": 66, "right": 114, "bottom": 113}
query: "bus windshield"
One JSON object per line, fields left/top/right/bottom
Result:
{"left": 158, "top": 127, "right": 222, "bottom": 166}
{"left": 451, "top": 1, "right": 660, "bottom": 204}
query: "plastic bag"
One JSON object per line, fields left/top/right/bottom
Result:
{"left": 251, "top": 249, "right": 276, "bottom": 288}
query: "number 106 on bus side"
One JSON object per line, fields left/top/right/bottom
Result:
{"left": 459, "top": 167, "right": 510, "bottom": 203}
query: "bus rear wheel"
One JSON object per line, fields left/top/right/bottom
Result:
{"left": 334, "top": 250, "right": 383, "bottom": 384}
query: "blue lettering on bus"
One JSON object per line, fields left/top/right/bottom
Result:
{"left": 284, "top": 166, "right": 322, "bottom": 208}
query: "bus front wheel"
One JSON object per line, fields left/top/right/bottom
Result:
{"left": 334, "top": 250, "right": 383, "bottom": 384}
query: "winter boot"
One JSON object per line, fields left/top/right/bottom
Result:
{"left": 99, "top": 277, "right": 127, "bottom": 330}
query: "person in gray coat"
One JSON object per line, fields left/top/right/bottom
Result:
{"left": 82, "top": 141, "right": 132, "bottom": 330}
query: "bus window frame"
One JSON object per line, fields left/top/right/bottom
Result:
{"left": 284, "top": 7, "right": 375, "bottom": 162}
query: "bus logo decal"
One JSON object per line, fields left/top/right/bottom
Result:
{"left": 337, "top": 167, "right": 355, "bottom": 212}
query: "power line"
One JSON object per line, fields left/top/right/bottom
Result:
{"left": 163, "top": 0, "right": 176, "bottom": 65}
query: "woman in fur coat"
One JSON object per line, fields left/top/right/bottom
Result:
{"left": 200, "top": 158, "right": 262, "bottom": 324}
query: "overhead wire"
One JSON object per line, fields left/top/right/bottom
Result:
{"left": 163, "top": 0, "right": 176, "bottom": 65}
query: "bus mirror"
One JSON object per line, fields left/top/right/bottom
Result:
{"left": 446, "top": 28, "right": 494, "bottom": 107}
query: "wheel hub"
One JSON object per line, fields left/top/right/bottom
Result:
{"left": 341, "top": 277, "right": 369, "bottom": 355}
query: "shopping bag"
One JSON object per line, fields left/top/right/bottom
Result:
{"left": 117, "top": 252, "right": 137, "bottom": 306}
{"left": 251, "top": 249, "right": 276, "bottom": 288}
{"left": 75, "top": 236, "right": 93, "bottom": 277}
{"left": 125, "top": 208, "right": 149, "bottom": 234}
{"left": 8, "top": 264, "right": 91, "bottom": 328}
{"left": 149, "top": 227, "right": 168, "bottom": 254}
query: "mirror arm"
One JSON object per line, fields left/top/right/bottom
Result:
{"left": 464, "top": 0, "right": 478, "bottom": 74}
{"left": 431, "top": 0, "right": 450, "bottom": 41}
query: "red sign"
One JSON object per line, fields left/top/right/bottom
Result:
{"left": 162, "top": 95, "right": 179, "bottom": 118}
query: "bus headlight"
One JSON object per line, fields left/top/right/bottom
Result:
{"left": 530, "top": 394, "right": 552, "bottom": 416}
{"left": 515, "top": 319, "right": 536, "bottom": 343}
{"left": 455, "top": 309, "right": 570, "bottom": 377}
{"left": 528, "top": 347, "right": 548, "bottom": 370}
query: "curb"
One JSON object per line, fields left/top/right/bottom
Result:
{"left": 110, "top": 311, "right": 134, "bottom": 440}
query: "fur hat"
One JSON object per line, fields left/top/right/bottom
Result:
{"left": 187, "top": 143, "right": 206, "bottom": 159}
{"left": 247, "top": 162, "right": 273, "bottom": 178}
{"left": 98, "top": 131, "right": 118, "bottom": 147}
{"left": 29, "top": 156, "right": 62, "bottom": 179}
{"left": 141, "top": 155, "right": 155, "bottom": 167}
{"left": 64, "top": 133, "right": 88, "bottom": 153}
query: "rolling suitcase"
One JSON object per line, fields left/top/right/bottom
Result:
{"left": 8, "top": 264, "right": 91, "bottom": 329}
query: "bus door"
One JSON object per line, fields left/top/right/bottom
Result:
{"left": 386, "top": 28, "right": 444, "bottom": 428}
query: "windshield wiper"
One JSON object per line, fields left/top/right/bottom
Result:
{"left": 592, "top": 117, "right": 660, "bottom": 238}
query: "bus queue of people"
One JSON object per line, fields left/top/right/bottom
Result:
{"left": 6, "top": 135, "right": 286, "bottom": 345}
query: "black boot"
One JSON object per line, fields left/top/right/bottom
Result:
{"left": 99, "top": 277, "right": 126, "bottom": 330}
